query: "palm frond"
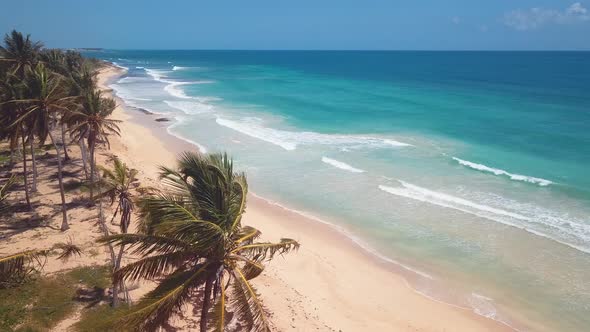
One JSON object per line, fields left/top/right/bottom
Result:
{"left": 230, "top": 268, "right": 271, "bottom": 332}
{"left": 52, "top": 240, "right": 83, "bottom": 261}
{"left": 233, "top": 225, "right": 262, "bottom": 245}
{"left": 0, "top": 250, "right": 46, "bottom": 285}
{"left": 210, "top": 273, "right": 228, "bottom": 332}
{"left": 119, "top": 264, "right": 210, "bottom": 331}
{"left": 98, "top": 233, "right": 197, "bottom": 257}
{"left": 233, "top": 239, "right": 300, "bottom": 261}
{"left": 113, "top": 251, "right": 190, "bottom": 283}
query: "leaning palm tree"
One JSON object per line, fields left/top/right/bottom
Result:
{"left": 97, "top": 157, "right": 138, "bottom": 307}
{"left": 68, "top": 90, "right": 120, "bottom": 199}
{"left": 100, "top": 152, "right": 299, "bottom": 332}
{"left": 15, "top": 63, "right": 76, "bottom": 231}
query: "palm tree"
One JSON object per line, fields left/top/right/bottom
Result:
{"left": 16, "top": 63, "right": 76, "bottom": 231}
{"left": 1, "top": 30, "right": 43, "bottom": 194}
{"left": 0, "top": 73, "right": 33, "bottom": 208}
{"left": 100, "top": 152, "right": 299, "bottom": 332}
{"left": 68, "top": 90, "right": 120, "bottom": 199}
{"left": 97, "top": 157, "right": 138, "bottom": 306}
{"left": 0, "top": 30, "right": 42, "bottom": 78}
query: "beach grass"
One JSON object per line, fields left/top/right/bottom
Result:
{"left": 0, "top": 266, "right": 110, "bottom": 331}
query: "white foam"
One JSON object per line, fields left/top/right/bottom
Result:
{"left": 378, "top": 181, "right": 590, "bottom": 254}
{"left": 321, "top": 157, "right": 365, "bottom": 173}
{"left": 135, "top": 66, "right": 145, "bottom": 69}
{"left": 379, "top": 181, "right": 529, "bottom": 221}
{"left": 145, "top": 68, "right": 214, "bottom": 100}
{"left": 453, "top": 157, "right": 553, "bottom": 186}
{"left": 164, "top": 82, "right": 192, "bottom": 99}
{"left": 117, "top": 77, "right": 145, "bottom": 84}
{"left": 215, "top": 117, "right": 411, "bottom": 151}
{"left": 111, "top": 62, "right": 129, "bottom": 71}
{"left": 164, "top": 100, "right": 214, "bottom": 115}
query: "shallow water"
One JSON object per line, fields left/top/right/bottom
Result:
{"left": 90, "top": 50, "right": 590, "bottom": 331}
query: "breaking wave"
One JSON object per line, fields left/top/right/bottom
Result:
{"left": 215, "top": 117, "right": 411, "bottom": 151}
{"left": 453, "top": 157, "right": 553, "bottom": 186}
{"left": 321, "top": 157, "right": 365, "bottom": 173}
{"left": 378, "top": 181, "right": 590, "bottom": 254}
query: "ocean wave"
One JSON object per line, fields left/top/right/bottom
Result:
{"left": 379, "top": 181, "right": 590, "bottom": 254}
{"left": 164, "top": 100, "right": 214, "bottom": 115}
{"left": 172, "top": 66, "right": 201, "bottom": 71}
{"left": 144, "top": 68, "right": 169, "bottom": 82}
{"left": 453, "top": 157, "right": 553, "bottom": 186}
{"left": 321, "top": 157, "right": 365, "bottom": 173}
{"left": 135, "top": 66, "right": 145, "bottom": 69}
{"left": 111, "top": 62, "right": 129, "bottom": 71}
{"left": 379, "top": 181, "right": 529, "bottom": 221}
{"left": 144, "top": 68, "right": 214, "bottom": 99}
{"left": 117, "top": 77, "right": 145, "bottom": 84}
{"left": 215, "top": 117, "right": 411, "bottom": 151}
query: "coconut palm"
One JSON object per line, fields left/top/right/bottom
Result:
{"left": 68, "top": 90, "right": 120, "bottom": 199}
{"left": 0, "top": 72, "right": 34, "bottom": 207}
{"left": 0, "top": 30, "right": 42, "bottom": 78}
{"left": 97, "top": 157, "right": 138, "bottom": 307}
{"left": 100, "top": 152, "right": 299, "bottom": 332}
{"left": 15, "top": 63, "right": 76, "bottom": 231}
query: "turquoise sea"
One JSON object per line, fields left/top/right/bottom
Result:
{"left": 86, "top": 50, "right": 590, "bottom": 331}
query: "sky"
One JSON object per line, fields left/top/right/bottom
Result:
{"left": 2, "top": 0, "right": 590, "bottom": 50}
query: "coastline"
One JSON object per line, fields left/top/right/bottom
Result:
{"left": 99, "top": 64, "right": 516, "bottom": 331}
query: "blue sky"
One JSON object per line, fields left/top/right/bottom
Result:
{"left": 2, "top": 0, "right": 590, "bottom": 50}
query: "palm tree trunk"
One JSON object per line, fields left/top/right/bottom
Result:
{"left": 200, "top": 276, "right": 214, "bottom": 332}
{"left": 79, "top": 139, "right": 89, "bottom": 179}
{"left": 112, "top": 244, "right": 126, "bottom": 308}
{"left": 29, "top": 137, "right": 38, "bottom": 192}
{"left": 60, "top": 122, "right": 70, "bottom": 161}
{"left": 9, "top": 146, "right": 15, "bottom": 165}
{"left": 89, "top": 138, "right": 96, "bottom": 200}
{"left": 20, "top": 127, "right": 31, "bottom": 210}
{"left": 47, "top": 129, "right": 69, "bottom": 231}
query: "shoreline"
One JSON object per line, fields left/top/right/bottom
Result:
{"left": 99, "top": 63, "right": 519, "bottom": 331}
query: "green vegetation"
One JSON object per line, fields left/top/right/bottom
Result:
{"left": 1, "top": 30, "right": 299, "bottom": 331}
{"left": 100, "top": 152, "right": 299, "bottom": 332}
{"left": 0, "top": 266, "right": 110, "bottom": 332}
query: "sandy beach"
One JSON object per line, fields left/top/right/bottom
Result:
{"left": 95, "top": 64, "right": 514, "bottom": 332}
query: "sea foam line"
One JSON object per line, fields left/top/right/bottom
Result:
{"left": 379, "top": 181, "right": 529, "bottom": 221}
{"left": 215, "top": 116, "right": 411, "bottom": 151}
{"left": 453, "top": 157, "right": 553, "bottom": 186}
{"left": 378, "top": 181, "right": 590, "bottom": 254}
{"left": 321, "top": 157, "right": 365, "bottom": 173}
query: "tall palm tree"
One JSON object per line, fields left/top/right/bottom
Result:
{"left": 0, "top": 30, "right": 42, "bottom": 78}
{"left": 98, "top": 157, "right": 138, "bottom": 307}
{"left": 0, "top": 73, "right": 33, "bottom": 208}
{"left": 16, "top": 63, "right": 76, "bottom": 231}
{"left": 68, "top": 90, "right": 120, "bottom": 199}
{"left": 1, "top": 30, "right": 43, "bottom": 193}
{"left": 100, "top": 152, "right": 299, "bottom": 332}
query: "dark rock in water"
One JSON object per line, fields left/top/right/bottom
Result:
{"left": 155, "top": 118, "right": 171, "bottom": 122}
{"left": 132, "top": 106, "right": 153, "bottom": 115}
